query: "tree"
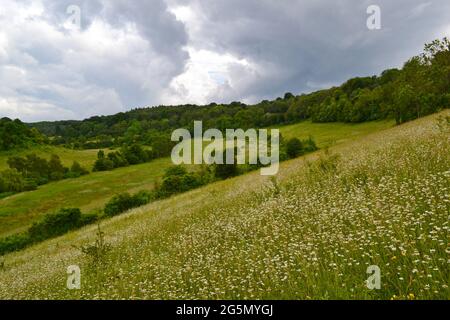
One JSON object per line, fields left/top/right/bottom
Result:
{"left": 48, "top": 155, "right": 67, "bottom": 181}
{"left": 69, "top": 161, "right": 89, "bottom": 177}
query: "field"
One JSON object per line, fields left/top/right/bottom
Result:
{"left": 0, "top": 145, "right": 102, "bottom": 171}
{"left": 0, "top": 111, "right": 447, "bottom": 300}
{"left": 278, "top": 119, "right": 394, "bottom": 148}
{"left": 0, "top": 120, "right": 394, "bottom": 238}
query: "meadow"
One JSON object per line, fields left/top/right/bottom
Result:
{"left": 0, "top": 145, "right": 101, "bottom": 171}
{"left": 0, "top": 120, "right": 393, "bottom": 238}
{"left": 0, "top": 111, "right": 447, "bottom": 300}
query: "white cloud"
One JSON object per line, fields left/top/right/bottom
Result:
{"left": 162, "top": 47, "right": 253, "bottom": 105}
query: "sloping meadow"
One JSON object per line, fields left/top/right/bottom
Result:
{"left": 0, "top": 111, "right": 448, "bottom": 300}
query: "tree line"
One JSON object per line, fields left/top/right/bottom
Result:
{"left": 30, "top": 38, "right": 449, "bottom": 150}
{"left": 0, "top": 154, "right": 88, "bottom": 196}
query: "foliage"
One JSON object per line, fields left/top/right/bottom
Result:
{"left": 76, "top": 224, "right": 111, "bottom": 266}
{"left": 0, "top": 208, "right": 97, "bottom": 255}
{"left": 156, "top": 166, "right": 206, "bottom": 198}
{"left": 104, "top": 191, "right": 153, "bottom": 217}
{"left": 2, "top": 153, "right": 87, "bottom": 194}
{"left": 28, "top": 208, "right": 83, "bottom": 242}
{"left": 0, "top": 118, "right": 46, "bottom": 151}
{"left": 285, "top": 138, "right": 303, "bottom": 159}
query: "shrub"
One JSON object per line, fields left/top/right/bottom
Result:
{"left": 103, "top": 191, "right": 153, "bottom": 217}
{"left": 68, "top": 161, "right": 89, "bottom": 178}
{"left": 92, "top": 158, "right": 114, "bottom": 172}
{"left": 286, "top": 138, "right": 304, "bottom": 159}
{"left": 303, "top": 136, "right": 319, "bottom": 153}
{"left": 0, "top": 169, "right": 26, "bottom": 193}
{"left": 79, "top": 213, "right": 99, "bottom": 226}
{"left": 28, "top": 208, "right": 83, "bottom": 242}
{"left": 156, "top": 166, "right": 205, "bottom": 198}
{"left": 132, "top": 190, "right": 154, "bottom": 206}
{"left": 76, "top": 224, "right": 111, "bottom": 266}
{"left": 214, "top": 163, "right": 238, "bottom": 180}
{"left": 0, "top": 233, "right": 30, "bottom": 255}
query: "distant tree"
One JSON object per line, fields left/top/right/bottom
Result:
{"left": 284, "top": 92, "right": 294, "bottom": 100}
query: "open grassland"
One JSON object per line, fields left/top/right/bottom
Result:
{"left": 0, "top": 111, "right": 448, "bottom": 300}
{"left": 0, "top": 158, "right": 172, "bottom": 237}
{"left": 278, "top": 119, "right": 394, "bottom": 148}
{"left": 0, "top": 146, "right": 102, "bottom": 171}
{"left": 0, "top": 120, "right": 393, "bottom": 238}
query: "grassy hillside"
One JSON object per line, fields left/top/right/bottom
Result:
{"left": 0, "top": 120, "right": 394, "bottom": 238}
{"left": 0, "top": 111, "right": 447, "bottom": 300}
{"left": 0, "top": 146, "right": 102, "bottom": 171}
{"left": 278, "top": 119, "right": 394, "bottom": 148}
{"left": 0, "top": 158, "right": 172, "bottom": 237}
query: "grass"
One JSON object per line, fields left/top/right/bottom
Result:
{"left": 0, "top": 120, "right": 394, "bottom": 238}
{"left": 0, "top": 111, "right": 447, "bottom": 300}
{"left": 0, "top": 158, "right": 173, "bottom": 237}
{"left": 0, "top": 145, "right": 103, "bottom": 171}
{"left": 278, "top": 119, "right": 395, "bottom": 148}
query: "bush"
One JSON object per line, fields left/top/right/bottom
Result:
{"left": 93, "top": 158, "right": 114, "bottom": 172}
{"left": 214, "top": 163, "right": 238, "bottom": 180}
{"left": 303, "top": 136, "right": 319, "bottom": 153}
{"left": 0, "top": 169, "right": 26, "bottom": 193}
{"left": 28, "top": 208, "right": 83, "bottom": 243}
{"left": 155, "top": 166, "right": 206, "bottom": 198}
{"left": 79, "top": 213, "right": 99, "bottom": 226}
{"left": 286, "top": 138, "right": 304, "bottom": 159}
{"left": 132, "top": 190, "right": 154, "bottom": 206}
{"left": 0, "top": 233, "right": 30, "bottom": 255}
{"left": 68, "top": 161, "right": 89, "bottom": 178}
{"left": 104, "top": 191, "right": 153, "bottom": 217}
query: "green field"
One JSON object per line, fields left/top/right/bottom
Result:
{"left": 278, "top": 119, "right": 394, "bottom": 148}
{"left": 0, "top": 120, "right": 394, "bottom": 238}
{"left": 0, "top": 158, "right": 172, "bottom": 237}
{"left": 0, "top": 146, "right": 103, "bottom": 171}
{"left": 0, "top": 111, "right": 448, "bottom": 299}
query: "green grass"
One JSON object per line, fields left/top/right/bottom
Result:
{"left": 0, "top": 111, "right": 447, "bottom": 300}
{"left": 0, "top": 158, "right": 173, "bottom": 237}
{"left": 278, "top": 119, "right": 395, "bottom": 148}
{"left": 0, "top": 145, "right": 103, "bottom": 171}
{"left": 0, "top": 120, "right": 395, "bottom": 238}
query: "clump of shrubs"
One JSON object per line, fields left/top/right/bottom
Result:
{"left": 93, "top": 144, "right": 156, "bottom": 172}
{"left": 0, "top": 208, "right": 97, "bottom": 255}
{"left": 282, "top": 136, "right": 318, "bottom": 160}
{"left": 104, "top": 190, "right": 153, "bottom": 217}
{"left": 0, "top": 154, "right": 89, "bottom": 195}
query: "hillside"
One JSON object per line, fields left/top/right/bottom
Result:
{"left": 0, "top": 111, "right": 447, "bottom": 300}
{"left": 28, "top": 38, "right": 450, "bottom": 154}
{"left": 0, "top": 120, "right": 393, "bottom": 238}
{"left": 0, "top": 146, "right": 101, "bottom": 172}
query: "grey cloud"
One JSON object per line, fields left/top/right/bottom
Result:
{"left": 1, "top": 0, "right": 450, "bottom": 121}
{"left": 175, "top": 0, "right": 450, "bottom": 101}
{"left": 0, "top": 0, "right": 189, "bottom": 121}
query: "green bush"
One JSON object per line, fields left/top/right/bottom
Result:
{"left": 79, "top": 213, "right": 99, "bottom": 226}
{"left": 286, "top": 138, "right": 304, "bottom": 159}
{"left": 104, "top": 191, "right": 153, "bottom": 217}
{"left": 155, "top": 166, "right": 206, "bottom": 198}
{"left": 67, "top": 161, "right": 89, "bottom": 178}
{"left": 0, "top": 233, "right": 30, "bottom": 255}
{"left": 28, "top": 208, "right": 83, "bottom": 243}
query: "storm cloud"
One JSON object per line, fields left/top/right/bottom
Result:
{"left": 0, "top": 0, "right": 449, "bottom": 121}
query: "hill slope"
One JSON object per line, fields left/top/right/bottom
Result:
{"left": 0, "top": 111, "right": 448, "bottom": 300}
{"left": 0, "top": 120, "right": 393, "bottom": 237}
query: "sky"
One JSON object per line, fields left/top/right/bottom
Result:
{"left": 0, "top": 0, "right": 449, "bottom": 122}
